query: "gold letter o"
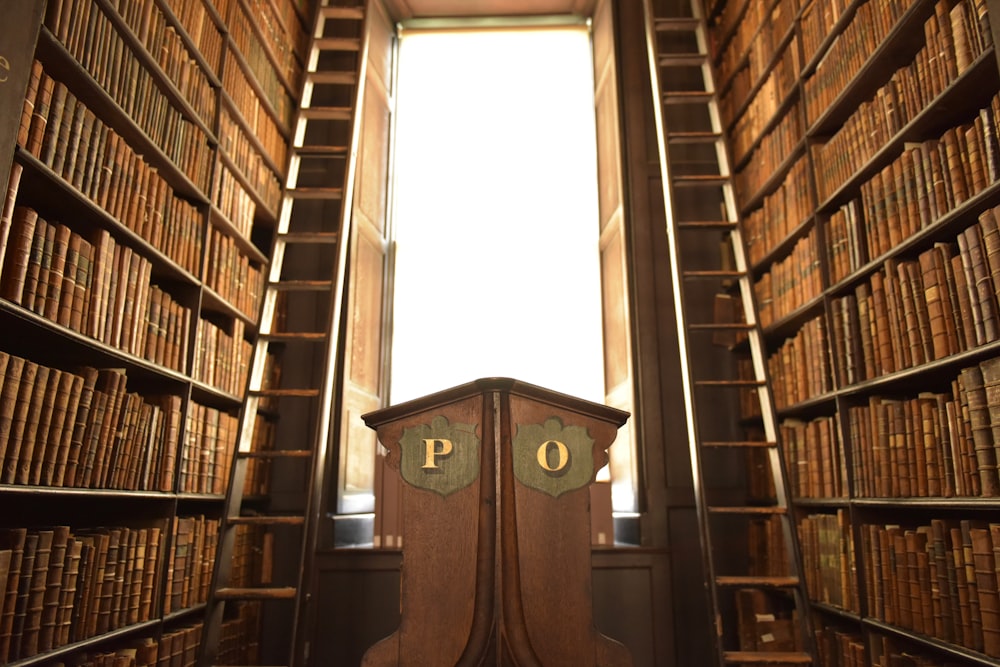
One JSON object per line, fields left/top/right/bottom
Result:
{"left": 536, "top": 440, "right": 569, "bottom": 472}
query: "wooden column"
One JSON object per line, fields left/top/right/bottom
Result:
{"left": 360, "top": 378, "right": 633, "bottom": 666}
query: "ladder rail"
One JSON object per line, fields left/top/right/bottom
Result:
{"left": 290, "top": 1, "right": 374, "bottom": 663}
{"left": 641, "top": 0, "right": 818, "bottom": 662}
{"left": 639, "top": 1, "right": 724, "bottom": 661}
{"left": 198, "top": 1, "right": 369, "bottom": 664}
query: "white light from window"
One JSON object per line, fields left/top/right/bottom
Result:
{"left": 389, "top": 26, "right": 605, "bottom": 407}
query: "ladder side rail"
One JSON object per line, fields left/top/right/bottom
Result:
{"left": 639, "top": 2, "right": 726, "bottom": 664}
{"left": 290, "top": 2, "right": 375, "bottom": 664}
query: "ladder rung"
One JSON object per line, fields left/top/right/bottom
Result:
{"left": 683, "top": 269, "right": 744, "bottom": 278}
{"left": 695, "top": 379, "right": 763, "bottom": 387}
{"left": 260, "top": 332, "right": 328, "bottom": 342}
{"left": 270, "top": 280, "right": 333, "bottom": 291}
{"left": 278, "top": 232, "right": 339, "bottom": 243}
{"left": 673, "top": 174, "right": 728, "bottom": 186}
{"left": 229, "top": 515, "right": 305, "bottom": 525}
{"left": 287, "top": 187, "right": 344, "bottom": 200}
{"left": 708, "top": 506, "right": 787, "bottom": 514}
{"left": 320, "top": 6, "right": 364, "bottom": 19}
{"left": 215, "top": 587, "right": 297, "bottom": 600}
{"left": 655, "top": 17, "right": 702, "bottom": 30}
{"left": 702, "top": 440, "right": 777, "bottom": 448}
{"left": 306, "top": 71, "right": 356, "bottom": 86}
{"left": 239, "top": 450, "right": 312, "bottom": 459}
{"left": 723, "top": 651, "right": 812, "bottom": 664}
{"left": 250, "top": 388, "right": 321, "bottom": 397}
{"left": 715, "top": 576, "right": 800, "bottom": 587}
{"left": 659, "top": 53, "right": 708, "bottom": 66}
{"left": 662, "top": 91, "right": 715, "bottom": 104}
{"left": 294, "top": 145, "right": 348, "bottom": 157}
{"left": 314, "top": 37, "right": 361, "bottom": 51}
{"left": 688, "top": 323, "right": 752, "bottom": 331}
{"left": 676, "top": 220, "right": 735, "bottom": 229}
{"left": 667, "top": 131, "right": 722, "bottom": 143}
{"left": 301, "top": 106, "right": 353, "bottom": 120}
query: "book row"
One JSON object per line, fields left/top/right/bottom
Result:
{"left": 839, "top": 97, "right": 1000, "bottom": 276}
{"left": 45, "top": 620, "right": 209, "bottom": 667}
{"left": 0, "top": 525, "right": 162, "bottom": 664}
{"left": 244, "top": 415, "right": 276, "bottom": 498}
{"left": 799, "top": 510, "right": 859, "bottom": 613}
{"left": 191, "top": 317, "right": 251, "bottom": 397}
{"left": 753, "top": 223, "right": 822, "bottom": 327}
{"left": 853, "top": 359, "right": 1000, "bottom": 500}
{"left": 811, "top": 624, "right": 970, "bottom": 667}
{"left": 15, "top": 62, "right": 204, "bottom": 278}
{"left": 162, "top": 0, "right": 225, "bottom": 74}
{"left": 1, "top": 207, "right": 192, "bottom": 373}
{"left": 828, "top": 214, "right": 1000, "bottom": 387}
{"left": 768, "top": 313, "right": 833, "bottom": 410}
{"left": 803, "top": 0, "right": 936, "bottom": 126}
{"left": 813, "top": 0, "right": 995, "bottom": 203}
{"left": 230, "top": 524, "right": 274, "bottom": 589}
{"left": 747, "top": 514, "right": 789, "bottom": 578}
{"left": 205, "top": 225, "right": 264, "bottom": 321}
{"left": 796, "top": 0, "right": 851, "bottom": 68}
{"left": 212, "top": 161, "right": 257, "bottom": 240}
{"left": 742, "top": 156, "right": 812, "bottom": 267}
{"left": 179, "top": 403, "right": 238, "bottom": 496}
{"left": 218, "top": 108, "right": 282, "bottom": 216}
{"left": 0, "top": 356, "right": 182, "bottom": 491}
{"left": 734, "top": 588, "right": 801, "bottom": 654}
{"left": 724, "top": 34, "right": 800, "bottom": 166}
{"left": 216, "top": 0, "right": 296, "bottom": 131}
{"left": 781, "top": 415, "right": 846, "bottom": 499}
{"left": 242, "top": 0, "right": 306, "bottom": 92}
{"left": 161, "top": 515, "right": 218, "bottom": 615}
{"left": 221, "top": 55, "right": 289, "bottom": 174}
{"left": 45, "top": 0, "right": 213, "bottom": 195}
{"left": 862, "top": 518, "right": 1000, "bottom": 658}
{"left": 713, "top": 0, "right": 799, "bottom": 87}
{"left": 734, "top": 99, "right": 804, "bottom": 207}
{"left": 104, "top": 0, "right": 217, "bottom": 131}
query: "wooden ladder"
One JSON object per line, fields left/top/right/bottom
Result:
{"left": 198, "top": 2, "right": 369, "bottom": 666}
{"left": 640, "top": 1, "right": 817, "bottom": 664}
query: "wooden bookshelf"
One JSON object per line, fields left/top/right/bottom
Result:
{"left": 0, "top": 0, "right": 307, "bottom": 662}
{"left": 707, "top": 0, "right": 1000, "bottom": 664}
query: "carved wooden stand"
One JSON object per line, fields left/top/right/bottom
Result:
{"left": 360, "top": 378, "right": 633, "bottom": 666}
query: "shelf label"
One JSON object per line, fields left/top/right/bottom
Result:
{"left": 513, "top": 417, "right": 594, "bottom": 497}
{"left": 398, "top": 416, "right": 481, "bottom": 496}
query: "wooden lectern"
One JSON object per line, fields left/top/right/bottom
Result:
{"left": 359, "top": 378, "right": 633, "bottom": 666}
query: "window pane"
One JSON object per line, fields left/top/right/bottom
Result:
{"left": 390, "top": 26, "right": 604, "bottom": 406}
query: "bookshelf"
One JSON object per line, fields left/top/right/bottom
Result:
{"left": 707, "top": 0, "right": 1000, "bottom": 664}
{"left": 0, "top": 0, "right": 307, "bottom": 664}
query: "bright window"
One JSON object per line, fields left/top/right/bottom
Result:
{"left": 389, "top": 25, "right": 605, "bottom": 406}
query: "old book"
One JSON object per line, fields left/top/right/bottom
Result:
{"left": 37, "top": 525, "right": 69, "bottom": 653}
{"left": 0, "top": 355, "right": 25, "bottom": 467}
{"left": 55, "top": 537, "right": 82, "bottom": 647}
{"left": 0, "top": 207, "right": 40, "bottom": 304}
{"left": 59, "top": 366, "right": 99, "bottom": 487}
{"left": 21, "top": 218, "right": 56, "bottom": 315}
{"left": 9, "top": 531, "right": 40, "bottom": 661}
{"left": 24, "top": 71, "right": 54, "bottom": 158}
{"left": 5, "top": 357, "right": 48, "bottom": 486}
{"left": 17, "top": 60, "right": 42, "bottom": 149}
{"left": 2, "top": 361, "right": 41, "bottom": 485}
{"left": 0, "top": 529, "right": 27, "bottom": 663}
{"left": 23, "top": 367, "right": 61, "bottom": 485}
{"left": 38, "top": 82, "right": 67, "bottom": 167}
{"left": 970, "top": 527, "right": 1000, "bottom": 656}
{"left": 960, "top": 365, "right": 1000, "bottom": 496}
{"left": 0, "top": 164, "right": 24, "bottom": 284}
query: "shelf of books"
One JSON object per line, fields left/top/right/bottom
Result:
{"left": 708, "top": 0, "right": 1000, "bottom": 664}
{"left": 0, "top": 0, "right": 307, "bottom": 663}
